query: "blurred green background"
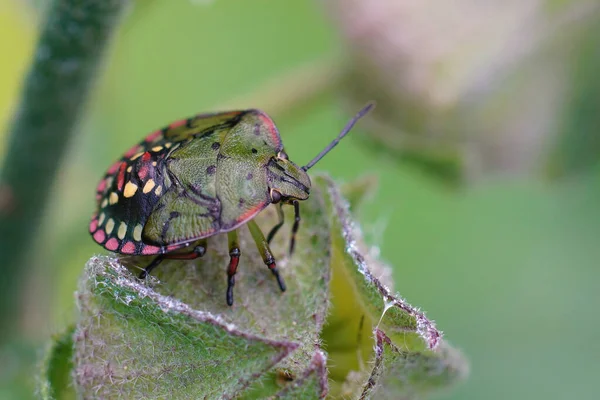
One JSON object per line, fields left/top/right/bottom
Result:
{"left": 1, "top": 0, "right": 600, "bottom": 399}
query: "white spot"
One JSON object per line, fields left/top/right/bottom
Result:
{"left": 105, "top": 218, "right": 115, "bottom": 235}
{"left": 130, "top": 151, "right": 144, "bottom": 160}
{"left": 117, "top": 222, "right": 127, "bottom": 240}
{"left": 155, "top": 186, "right": 162, "bottom": 196}
{"left": 98, "top": 213, "right": 106, "bottom": 226}
{"left": 133, "top": 224, "right": 143, "bottom": 241}
{"left": 109, "top": 192, "right": 119, "bottom": 205}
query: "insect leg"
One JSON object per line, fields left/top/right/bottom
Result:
{"left": 247, "top": 219, "right": 287, "bottom": 293}
{"left": 139, "top": 256, "right": 164, "bottom": 279}
{"left": 138, "top": 239, "right": 208, "bottom": 279}
{"left": 289, "top": 200, "right": 301, "bottom": 255}
{"left": 226, "top": 230, "right": 240, "bottom": 306}
{"left": 266, "top": 203, "right": 285, "bottom": 244}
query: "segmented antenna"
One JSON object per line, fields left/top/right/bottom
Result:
{"left": 302, "top": 102, "right": 375, "bottom": 171}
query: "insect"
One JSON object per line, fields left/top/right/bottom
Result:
{"left": 89, "top": 103, "right": 373, "bottom": 305}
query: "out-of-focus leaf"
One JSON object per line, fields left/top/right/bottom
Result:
{"left": 37, "top": 325, "right": 76, "bottom": 400}
{"left": 340, "top": 174, "right": 378, "bottom": 213}
{"left": 325, "top": 0, "right": 600, "bottom": 183}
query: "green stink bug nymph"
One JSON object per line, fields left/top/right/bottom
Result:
{"left": 89, "top": 103, "right": 374, "bottom": 305}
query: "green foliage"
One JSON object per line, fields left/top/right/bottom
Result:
{"left": 41, "top": 176, "right": 466, "bottom": 399}
{"left": 0, "top": 0, "right": 128, "bottom": 339}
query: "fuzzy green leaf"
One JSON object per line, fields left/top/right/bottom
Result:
{"left": 316, "top": 175, "right": 467, "bottom": 399}
{"left": 57, "top": 175, "right": 466, "bottom": 399}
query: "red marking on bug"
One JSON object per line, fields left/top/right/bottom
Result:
{"left": 106, "top": 238, "right": 119, "bottom": 251}
{"left": 169, "top": 119, "right": 187, "bottom": 129}
{"left": 121, "top": 241, "right": 136, "bottom": 254}
{"left": 166, "top": 244, "right": 181, "bottom": 252}
{"left": 138, "top": 165, "right": 149, "bottom": 181}
{"left": 268, "top": 262, "right": 276, "bottom": 270}
{"left": 145, "top": 130, "right": 162, "bottom": 142}
{"left": 142, "top": 245, "right": 161, "bottom": 255}
{"left": 107, "top": 160, "right": 122, "bottom": 174}
{"left": 116, "top": 162, "right": 126, "bottom": 191}
{"left": 124, "top": 145, "right": 141, "bottom": 158}
{"left": 95, "top": 194, "right": 101, "bottom": 201}
{"left": 93, "top": 230, "right": 106, "bottom": 243}
{"left": 142, "top": 152, "right": 152, "bottom": 162}
{"left": 258, "top": 113, "right": 281, "bottom": 146}
{"left": 96, "top": 178, "right": 107, "bottom": 193}
{"left": 238, "top": 202, "right": 268, "bottom": 224}
{"left": 89, "top": 219, "right": 98, "bottom": 233}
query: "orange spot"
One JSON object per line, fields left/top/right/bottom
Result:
{"left": 121, "top": 241, "right": 136, "bottom": 254}
{"left": 106, "top": 238, "right": 119, "bottom": 251}
{"left": 93, "top": 230, "right": 106, "bottom": 243}
{"left": 145, "top": 130, "right": 162, "bottom": 142}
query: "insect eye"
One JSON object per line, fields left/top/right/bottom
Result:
{"left": 270, "top": 189, "right": 282, "bottom": 204}
{"left": 278, "top": 151, "right": 288, "bottom": 160}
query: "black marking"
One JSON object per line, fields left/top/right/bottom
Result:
{"left": 254, "top": 123, "right": 261, "bottom": 136}
{"left": 280, "top": 175, "right": 308, "bottom": 192}
{"left": 251, "top": 148, "right": 258, "bottom": 154}
{"left": 246, "top": 173, "right": 253, "bottom": 180}
{"left": 217, "top": 153, "right": 228, "bottom": 161}
{"left": 238, "top": 198, "right": 245, "bottom": 207}
{"left": 211, "top": 142, "right": 220, "bottom": 150}
{"left": 268, "top": 158, "right": 285, "bottom": 172}
{"left": 206, "top": 165, "right": 216, "bottom": 175}
{"left": 161, "top": 211, "right": 181, "bottom": 241}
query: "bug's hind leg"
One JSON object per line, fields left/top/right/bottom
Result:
{"left": 138, "top": 239, "right": 207, "bottom": 279}
{"left": 226, "top": 230, "right": 240, "bottom": 306}
{"left": 247, "top": 219, "right": 287, "bottom": 293}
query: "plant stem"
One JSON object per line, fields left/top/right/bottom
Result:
{"left": 0, "top": 0, "right": 128, "bottom": 340}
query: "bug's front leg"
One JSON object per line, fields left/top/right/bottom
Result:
{"left": 139, "top": 239, "right": 208, "bottom": 279}
{"left": 226, "top": 230, "right": 240, "bottom": 306}
{"left": 247, "top": 219, "right": 287, "bottom": 293}
{"left": 289, "top": 200, "right": 300, "bottom": 255}
{"left": 266, "top": 203, "right": 284, "bottom": 244}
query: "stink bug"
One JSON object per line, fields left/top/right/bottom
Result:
{"left": 90, "top": 103, "right": 374, "bottom": 305}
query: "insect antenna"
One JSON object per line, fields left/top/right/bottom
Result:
{"left": 302, "top": 102, "right": 375, "bottom": 171}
